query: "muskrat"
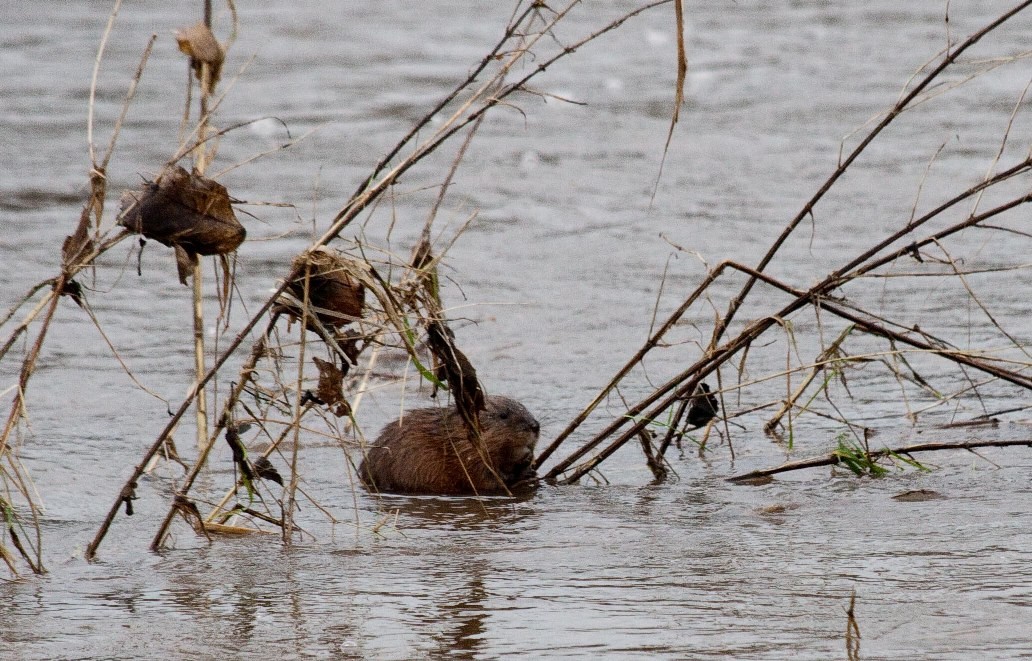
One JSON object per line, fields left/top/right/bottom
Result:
{"left": 359, "top": 395, "right": 540, "bottom": 495}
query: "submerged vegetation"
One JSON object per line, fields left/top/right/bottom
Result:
{"left": 1, "top": 0, "right": 1031, "bottom": 577}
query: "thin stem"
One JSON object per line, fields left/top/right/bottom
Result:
{"left": 193, "top": 261, "right": 208, "bottom": 447}
{"left": 728, "top": 438, "right": 1032, "bottom": 482}
{"left": 710, "top": 0, "right": 1032, "bottom": 347}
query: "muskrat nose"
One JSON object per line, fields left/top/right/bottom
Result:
{"left": 530, "top": 419, "right": 540, "bottom": 435}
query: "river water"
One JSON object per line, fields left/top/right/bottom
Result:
{"left": 2, "top": 1, "right": 1032, "bottom": 659}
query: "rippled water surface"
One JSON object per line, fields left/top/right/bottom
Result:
{"left": 2, "top": 1, "right": 1032, "bottom": 659}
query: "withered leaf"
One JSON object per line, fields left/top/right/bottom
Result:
{"left": 172, "top": 494, "right": 210, "bottom": 539}
{"left": 685, "top": 382, "right": 719, "bottom": 428}
{"left": 174, "top": 23, "right": 224, "bottom": 87}
{"left": 280, "top": 248, "right": 366, "bottom": 329}
{"left": 120, "top": 165, "right": 245, "bottom": 284}
{"left": 174, "top": 245, "right": 198, "bottom": 285}
{"left": 120, "top": 480, "right": 139, "bottom": 516}
{"left": 59, "top": 279, "right": 86, "bottom": 308}
{"left": 313, "top": 356, "right": 346, "bottom": 410}
{"left": 337, "top": 331, "right": 362, "bottom": 365}
{"left": 411, "top": 235, "right": 433, "bottom": 271}
{"left": 224, "top": 425, "right": 254, "bottom": 483}
{"left": 425, "top": 320, "right": 485, "bottom": 425}
{"left": 252, "top": 456, "right": 284, "bottom": 486}
{"left": 62, "top": 207, "right": 95, "bottom": 273}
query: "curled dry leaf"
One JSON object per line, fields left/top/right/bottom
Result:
{"left": 62, "top": 209, "right": 95, "bottom": 275}
{"left": 119, "top": 165, "right": 245, "bottom": 284}
{"left": 685, "top": 382, "right": 719, "bottom": 428}
{"left": 119, "top": 480, "right": 138, "bottom": 516}
{"left": 172, "top": 494, "right": 210, "bottom": 539}
{"left": 224, "top": 424, "right": 254, "bottom": 483}
{"left": 174, "top": 22, "right": 224, "bottom": 87}
{"left": 252, "top": 456, "right": 284, "bottom": 487}
{"left": 425, "top": 319, "right": 485, "bottom": 425}
{"left": 336, "top": 329, "right": 363, "bottom": 365}
{"left": 280, "top": 248, "right": 366, "bottom": 329}
{"left": 312, "top": 356, "right": 348, "bottom": 415}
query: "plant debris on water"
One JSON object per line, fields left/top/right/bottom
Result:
{"left": 0, "top": 0, "right": 1030, "bottom": 579}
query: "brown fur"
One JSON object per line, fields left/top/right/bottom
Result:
{"left": 359, "top": 396, "right": 540, "bottom": 495}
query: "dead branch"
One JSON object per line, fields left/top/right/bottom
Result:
{"left": 546, "top": 219, "right": 1032, "bottom": 484}
{"left": 727, "top": 438, "right": 1032, "bottom": 482}
{"left": 711, "top": 0, "right": 1032, "bottom": 347}
{"left": 537, "top": 155, "right": 1032, "bottom": 468}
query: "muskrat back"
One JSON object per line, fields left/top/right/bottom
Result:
{"left": 359, "top": 395, "right": 540, "bottom": 495}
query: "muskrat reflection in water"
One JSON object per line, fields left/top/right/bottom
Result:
{"left": 359, "top": 395, "right": 540, "bottom": 495}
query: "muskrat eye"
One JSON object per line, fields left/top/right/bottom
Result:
{"left": 499, "top": 411, "right": 510, "bottom": 420}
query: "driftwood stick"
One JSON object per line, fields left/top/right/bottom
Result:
{"left": 727, "top": 438, "right": 1032, "bottom": 482}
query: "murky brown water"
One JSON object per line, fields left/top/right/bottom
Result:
{"left": 3, "top": 1, "right": 1032, "bottom": 659}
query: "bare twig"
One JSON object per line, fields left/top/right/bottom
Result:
{"left": 710, "top": 0, "right": 1032, "bottom": 347}
{"left": 728, "top": 438, "right": 1032, "bottom": 482}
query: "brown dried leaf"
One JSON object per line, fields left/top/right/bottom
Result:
{"left": 411, "top": 235, "right": 434, "bottom": 271}
{"left": 174, "top": 23, "right": 224, "bottom": 86}
{"left": 120, "top": 165, "right": 245, "bottom": 262}
{"left": 174, "top": 245, "right": 197, "bottom": 285}
{"left": 281, "top": 248, "right": 366, "bottom": 329}
{"left": 337, "top": 330, "right": 362, "bottom": 365}
{"left": 224, "top": 425, "right": 253, "bottom": 482}
{"left": 312, "top": 356, "right": 346, "bottom": 410}
{"left": 425, "top": 320, "right": 484, "bottom": 425}
{"left": 252, "top": 456, "right": 284, "bottom": 486}
{"left": 61, "top": 208, "right": 94, "bottom": 273}
{"left": 685, "top": 382, "right": 719, "bottom": 428}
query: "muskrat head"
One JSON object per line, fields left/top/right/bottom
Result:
{"left": 481, "top": 395, "right": 540, "bottom": 484}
